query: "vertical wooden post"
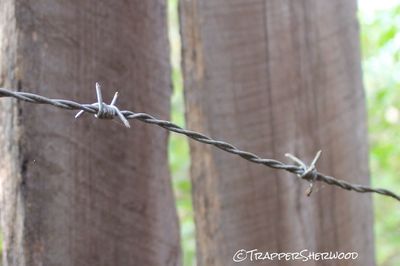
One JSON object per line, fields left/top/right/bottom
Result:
{"left": 0, "top": 1, "right": 180, "bottom": 265}
{"left": 181, "top": 0, "right": 375, "bottom": 265}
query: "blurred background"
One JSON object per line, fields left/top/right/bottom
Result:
{"left": 360, "top": 0, "right": 400, "bottom": 265}
{"left": 0, "top": 0, "right": 398, "bottom": 265}
{"left": 167, "top": 0, "right": 400, "bottom": 265}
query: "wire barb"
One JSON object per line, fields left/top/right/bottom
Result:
{"left": 0, "top": 86, "right": 399, "bottom": 202}
{"left": 75, "top": 82, "right": 130, "bottom": 128}
{"left": 286, "top": 150, "right": 321, "bottom": 196}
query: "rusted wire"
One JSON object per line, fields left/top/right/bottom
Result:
{"left": 0, "top": 84, "right": 399, "bottom": 202}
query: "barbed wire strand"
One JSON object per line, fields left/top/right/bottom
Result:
{"left": 0, "top": 84, "right": 399, "bottom": 202}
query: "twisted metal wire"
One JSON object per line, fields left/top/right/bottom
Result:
{"left": 0, "top": 86, "right": 399, "bottom": 202}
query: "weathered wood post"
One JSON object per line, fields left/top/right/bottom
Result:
{"left": 181, "top": 0, "right": 375, "bottom": 265}
{"left": 0, "top": 1, "right": 180, "bottom": 265}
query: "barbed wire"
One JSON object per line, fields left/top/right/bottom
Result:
{"left": 0, "top": 83, "right": 399, "bottom": 202}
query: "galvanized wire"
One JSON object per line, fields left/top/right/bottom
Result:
{"left": 0, "top": 86, "right": 399, "bottom": 202}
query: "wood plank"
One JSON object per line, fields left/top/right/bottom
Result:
{"left": 0, "top": 1, "right": 180, "bottom": 265}
{"left": 181, "top": 0, "right": 375, "bottom": 265}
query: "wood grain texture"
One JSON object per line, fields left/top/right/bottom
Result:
{"left": 0, "top": 0, "right": 180, "bottom": 265}
{"left": 181, "top": 0, "right": 375, "bottom": 265}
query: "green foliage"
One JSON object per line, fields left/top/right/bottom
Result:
{"left": 167, "top": 1, "right": 400, "bottom": 266}
{"left": 0, "top": 2, "right": 396, "bottom": 266}
{"left": 360, "top": 2, "right": 400, "bottom": 266}
{"left": 167, "top": 0, "right": 196, "bottom": 265}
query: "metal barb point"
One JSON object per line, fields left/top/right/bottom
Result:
{"left": 75, "top": 83, "right": 130, "bottom": 128}
{"left": 285, "top": 150, "right": 322, "bottom": 197}
{"left": 1, "top": 86, "right": 399, "bottom": 202}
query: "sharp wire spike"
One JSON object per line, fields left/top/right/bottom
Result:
{"left": 285, "top": 153, "right": 306, "bottom": 169}
{"left": 75, "top": 110, "right": 84, "bottom": 119}
{"left": 111, "top": 92, "right": 119, "bottom": 106}
{"left": 286, "top": 151, "right": 322, "bottom": 196}
{"left": 310, "top": 150, "right": 322, "bottom": 168}
{"left": 0, "top": 86, "right": 399, "bottom": 201}
{"left": 75, "top": 83, "right": 130, "bottom": 128}
{"left": 116, "top": 109, "right": 130, "bottom": 128}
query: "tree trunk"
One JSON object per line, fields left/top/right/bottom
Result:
{"left": 181, "top": 0, "right": 374, "bottom": 265}
{"left": 0, "top": 1, "right": 180, "bottom": 265}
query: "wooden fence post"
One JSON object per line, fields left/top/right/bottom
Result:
{"left": 0, "top": 1, "right": 180, "bottom": 265}
{"left": 181, "top": 0, "right": 375, "bottom": 265}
